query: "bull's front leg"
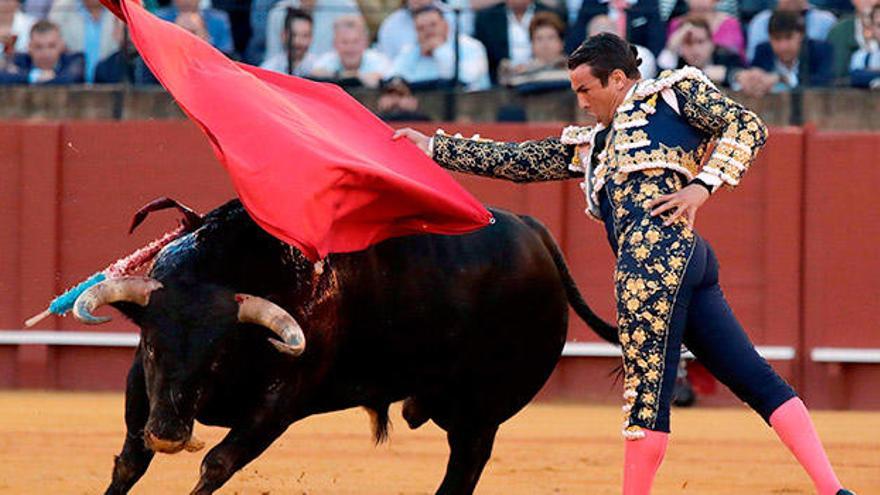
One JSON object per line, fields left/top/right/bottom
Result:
{"left": 105, "top": 355, "right": 154, "bottom": 495}
{"left": 189, "top": 401, "right": 293, "bottom": 495}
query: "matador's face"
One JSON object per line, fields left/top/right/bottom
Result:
{"left": 569, "top": 64, "right": 631, "bottom": 126}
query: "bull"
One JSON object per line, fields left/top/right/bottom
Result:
{"left": 75, "top": 198, "right": 617, "bottom": 495}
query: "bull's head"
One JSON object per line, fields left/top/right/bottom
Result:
{"left": 72, "top": 276, "right": 306, "bottom": 454}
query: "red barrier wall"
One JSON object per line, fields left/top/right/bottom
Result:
{"left": 801, "top": 131, "right": 880, "bottom": 409}
{"left": 0, "top": 121, "right": 876, "bottom": 409}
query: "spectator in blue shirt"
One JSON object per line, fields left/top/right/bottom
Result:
{"left": 736, "top": 9, "right": 834, "bottom": 95}
{"left": 377, "top": 0, "right": 470, "bottom": 60}
{"left": 0, "top": 19, "right": 85, "bottom": 84}
{"left": 388, "top": 6, "right": 491, "bottom": 91}
{"left": 746, "top": 0, "right": 837, "bottom": 62}
{"left": 48, "top": 0, "right": 120, "bottom": 83}
{"left": 155, "top": 0, "right": 235, "bottom": 56}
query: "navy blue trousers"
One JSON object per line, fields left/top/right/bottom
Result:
{"left": 599, "top": 169, "right": 796, "bottom": 435}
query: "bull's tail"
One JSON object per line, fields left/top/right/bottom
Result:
{"left": 520, "top": 216, "right": 619, "bottom": 345}
{"left": 365, "top": 404, "right": 391, "bottom": 444}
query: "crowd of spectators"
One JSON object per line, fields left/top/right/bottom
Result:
{"left": 1, "top": 0, "right": 879, "bottom": 92}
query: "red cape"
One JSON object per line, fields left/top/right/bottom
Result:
{"left": 102, "top": 0, "right": 491, "bottom": 260}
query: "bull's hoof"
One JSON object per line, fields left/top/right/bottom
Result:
{"left": 402, "top": 397, "right": 430, "bottom": 430}
{"left": 184, "top": 435, "right": 205, "bottom": 452}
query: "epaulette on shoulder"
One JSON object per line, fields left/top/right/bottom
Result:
{"left": 560, "top": 125, "right": 593, "bottom": 145}
{"left": 633, "top": 66, "right": 718, "bottom": 100}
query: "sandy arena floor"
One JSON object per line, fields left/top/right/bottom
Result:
{"left": 0, "top": 392, "right": 876, "bottom": 494}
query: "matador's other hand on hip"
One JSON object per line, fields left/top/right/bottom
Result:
{"left": 648, "top": 184, "right": 710, "bottom": 227}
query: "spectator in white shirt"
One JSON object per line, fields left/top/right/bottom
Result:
{"left": 0, "top": 0, "right": 36, "bottom": 55}
{"left": 388, "top": 6, "right": 491, "bottom": 91}
{"left": 261, "top": 8, "right": 317, "bottom": 75}
{"left": 310, "top": 14, "right": 391, "bottom": 87}
{"left": 498, "top": 11, "right": 570, "bottom": 90}
{"left": 473, "top": 0, "right": 559, "bottom": 83}
{"left": 377, "top": 0, "right": 470, "bottom": 60}
{"left": 264, "top": 0, "right": 361, "bottom": 63}
{"left": 850, "top": 4, "right": 880, "bottom": 87}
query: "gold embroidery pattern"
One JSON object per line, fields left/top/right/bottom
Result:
{"left": 608, "top": 170, "right": 696, "bottom": 437}
{"left": 432, "top": 133, "right": 581, "bottom": 183}
{"left": 615, "top": 109, "right": 650, "bottom": 129}
{"left": 673, "top": 76, "right": 768, "bottom": 187}
{"left": 614, "top": 129, "right": 651, "bottom": 150}
{"left": 590, "top": 142, "right": 707, "bottom": 210}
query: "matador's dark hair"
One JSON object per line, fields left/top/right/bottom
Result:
{"left": 567, "top": 32, "right": 642, "bottom": 86}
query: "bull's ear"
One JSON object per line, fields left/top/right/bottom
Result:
{"left": 109, "top": 301, "right": 147, "bottom": 325}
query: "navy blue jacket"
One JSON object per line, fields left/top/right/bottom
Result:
{"left": 751, "top": 38, "right": 834, "bottom": 87}
{"left": 94, "top": 51, "right": 159, "bottom": 85}
{"left": 0, "top": 52, "right": 85, "bottom": 85}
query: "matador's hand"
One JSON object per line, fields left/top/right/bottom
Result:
{"left": 392, "top": 128, "right": 431, "bottom": 155}
{"left": 648, "top": 184, "right": 710, "bottom": 227}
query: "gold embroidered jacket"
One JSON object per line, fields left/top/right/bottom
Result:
{"left": 431, "top": 67, "right": 769, "bottom": 219}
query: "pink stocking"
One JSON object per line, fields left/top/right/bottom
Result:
{"left": 623, "top": 429, "right": 669, "bottom": 495}
{"left": 770, "top": 397, "right": 843, "bottom": 495}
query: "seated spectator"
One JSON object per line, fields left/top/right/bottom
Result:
{"left": 375, "top": 75, "right": 432, "bottom": 121}
{"left": 175, "top": 11, "right": 213, "bottom": 42}
{"left": 209, "top": 0, "right": 250, "bottom": 57}
{"left": 850, "top": 3, "right": 880, "bottom": 87}
{"left": 827, "top": 0, "right": 878, "bottom": 80}
{"left": 565, "top": 0, "right": 666, "bottom": 57}
{"left": 247, "top": 0, "right": 280, "bottom": 63}
{"left": 0, "top": 0, "right": 36, "bottom": 54}
{"left": 659, "top": 0, "right": 740, "bottom": 20}
{"left": 377, "top": 0, "right": 468, "bottom": 60}
{"left": 94, "top": 22, "right": 158, "bottom": 84}
{"left": 588, "top": 14, "right": 658, "bottom": 78}
{"left": 657, "top": 16, "right": 743, "bottom": 84}
{"left": 736, "top": 10, "right": 833, "bottom": 96}
{"left": 260, "top": 7, "right": 316, "bottom": 75}
{"left": 0, "top": 20, "right": 84, "bottom": 84}
{"left": 48, "top": 0, "right": 121, "bottom": 82}
{"left": 498, "top": 11, "right": 570, "bottom": 91}
{"left": 473, "top": 0, "right": 562, "bottom": 83}
{"left": 155, "top": 0, "right": 235, "bottom": 55}
{"left": 310, "top": 14, "right": 390, "bottom": 88}
{"left": 746, "top": 0, "right": 837, "bottom": 62}
{"left": 668, "top": 0, "right": 745, "bottom": 60}
{"left": 388, "top": 6, "right": 491, "bottom": 91}
{"left": 21, "top": 0, "right": 52, "bottom": 20}
{"left": 263, "top": 0, "right": 361, "bottom": 64}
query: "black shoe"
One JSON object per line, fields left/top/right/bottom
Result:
{"left": 837, "top": 490, "right": 856, "bottom": 495}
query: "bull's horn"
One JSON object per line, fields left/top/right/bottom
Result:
{"left": 73, "top": 277, "right": 164, "bottom": 324}
{"left": 235, "top": 294, "right": 306, "bottom": 356}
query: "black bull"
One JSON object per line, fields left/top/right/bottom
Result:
{"left": 82, "top": 199, "right": 617, "bottom": 495}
